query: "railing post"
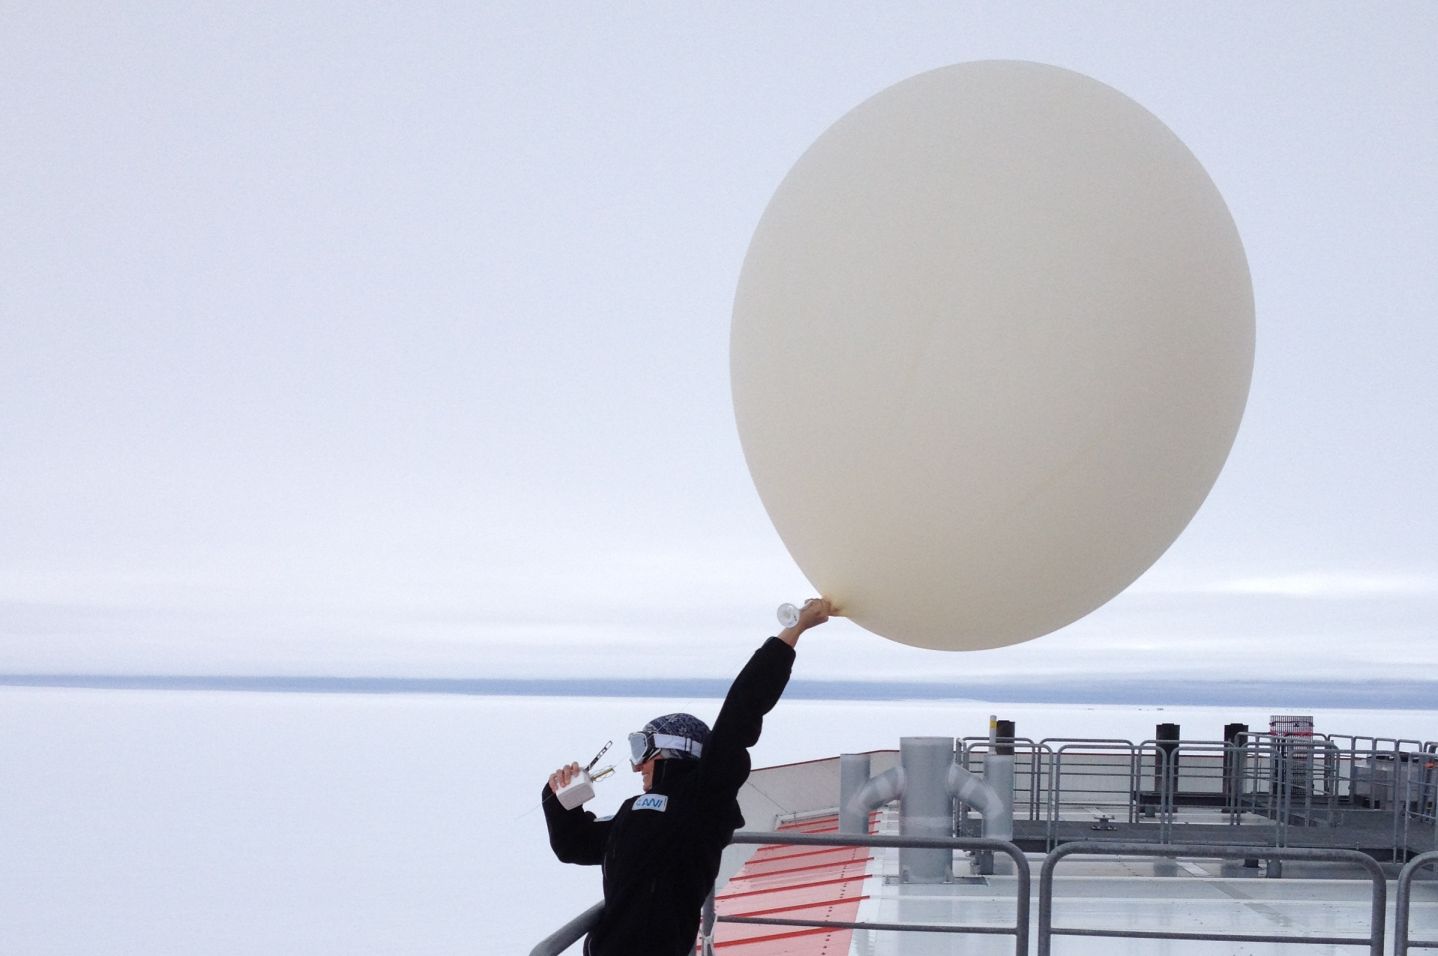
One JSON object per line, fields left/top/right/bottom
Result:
{"left": 1223, "top": 723, "right": 1248, "bottom": 815}
{"left": 698, "top": 888, "right": 716, "bottom": 956}
{"left": 1155, "top": 723, "right": 1180, "bottom": 805}
{"left": 1395, "top": 850, "right": 1438, "bottom": 956}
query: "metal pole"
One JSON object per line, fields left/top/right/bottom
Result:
{"left": 1223, "top": 722, "right": 1248, "bottom": 814}
{"left": 528, "top": 901, "right": 604, "bottom": 956}
{"left": 1396, "top": 849, "right": 1438, "bottom": 955}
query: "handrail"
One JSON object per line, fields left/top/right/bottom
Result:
{"left": 960, "top": 736, "right": 1046, "bottom": 821}
{"left": 723, "top": 831, "right": 1030, "bottom": 955}
{"left": 1395, "top": 849, "right": 1438, "bottom": 955}
{"left": 530, "top": 832, "right": 1030, "bottom": 956}
{"left": 1044, "top": 740, "right": 1141, "bottom": 845}
{"left": 528, "top": 900, "right": 603, "bottom": 956}
{"left": 1037, "top": 841, "right": 1387, "bottom": 956}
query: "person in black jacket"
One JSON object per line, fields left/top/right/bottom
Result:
{"left": 543, "top": 597, "right": 832, "bottom": 956}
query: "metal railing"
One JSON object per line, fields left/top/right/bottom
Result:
{"left": 529, "top": 901, "right": 603, "bottom": 956}
{"left": 538, "top": 838, "right": 1393, "bottom": 955}
{"left": 531, "top": 831, "right": 1030, "bottom": 955}
{"left": 961, "top": 736, "right": 1046, "bottom": 821}
{"left": 963, "top": 734, "right": 1438, "bottom": 859}
{"left": 1396, "top": 849, "right": 1438, "bottom": 955}
{"left": 1332, "top": 736, "right": 1427, "bottom": 805}
{"left": 1039, "top": 841, "right": 1388, "bottom": 955}
{"left": 1042, "top": 739, "right": 1139, "bottom": 844}
{"left": 1039, "top": 734, "right": 1433, "bottom": 850}
{"left": 1136, "top": 739, "right": 1238, "bottom": 842}
{"left": 1402, "top": 758, "right": 1438, "bottom": 859}
{"left": 720, "top": 832, "right": 1029, "bottom": 954}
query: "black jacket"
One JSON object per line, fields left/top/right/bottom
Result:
{"left": 542, "top": 636, "right": 796, "bottom": 956}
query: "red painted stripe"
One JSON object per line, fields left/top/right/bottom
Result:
{"left": 716, "top": 873, "right": 867, "bottom": 903}
{"left": 730, "top": 851, "right": 862, "bottom": 874}
{"left": 746, "top": 845, "right": 858, "bottom": 863}
{"left": 741, "top": 847, "right": 865, "bottom": 870}
{"left": 714, "top": 925, "right": 837, "bottom": 949}
{"left": 776, "top": 816, "right": 839, "bottom": 833}
{"left": 724, "top": 893, "right": 870, "bottom": 919}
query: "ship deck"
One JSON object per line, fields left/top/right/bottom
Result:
{"left": 711, "top": 805, "right": 1438, "bottom": 955}
{"left": 530, "top": 731, "right": 1438, "bottom": 955}
{"left": 703, "top": 736, "right": 1438, "bottom": 956}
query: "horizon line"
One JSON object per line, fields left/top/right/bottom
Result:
{"left": 2, "top": 673, "right": 1434, "bottom": 709}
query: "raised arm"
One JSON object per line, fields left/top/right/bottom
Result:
{"left": 702, "top": 598, "right": 831, "bottom": 795}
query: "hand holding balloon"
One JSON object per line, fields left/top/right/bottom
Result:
{"left": 777, "top": 600, "right": 841, "bottom": 627}
{"left": 777, "top": 597, "right": 832, "bottom": 647}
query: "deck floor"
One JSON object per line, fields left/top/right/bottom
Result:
{"left": 855, "top": 808, "right": 1438, "bottom": 955}
{"left": 713, "top": 808, "right": 1438, "bottom": 955}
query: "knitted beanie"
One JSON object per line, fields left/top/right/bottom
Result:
{"left": 643, "top": 712, "right": 711, "bottom": 760}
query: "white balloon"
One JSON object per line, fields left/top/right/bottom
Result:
{"left": 731, "top": 61, "right": 1253, "bottom": 651}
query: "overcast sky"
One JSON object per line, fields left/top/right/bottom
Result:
{"left": 3, "top": 4, "right": 1435, "bottom": 687}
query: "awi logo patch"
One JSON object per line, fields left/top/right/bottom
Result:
{"left": 634, "top": 794, "right": 669, "bottom": 812}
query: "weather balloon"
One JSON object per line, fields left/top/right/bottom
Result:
{"left": 731, "top": 61, "right": 1253, "bottom": 651}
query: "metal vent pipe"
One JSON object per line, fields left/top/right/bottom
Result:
{"left": 839, "top": 753, "right": 872, "bottom": 834}
{"left": 843, "top": 762, "right": 904, "bottom": 836}
{"left": 899, "top": 737, "right": 954, "bottom": 883}
{"left": 950, "top": 764, "right": 1013, "bottom": 842}
{"left": 986, "top": 719, "right": 1016, "bottom": 842}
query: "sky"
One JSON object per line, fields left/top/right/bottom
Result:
{"left": 3, "top": 4, "right": 1436, "bottom": 689}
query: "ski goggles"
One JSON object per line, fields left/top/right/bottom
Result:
{"left": 628, "top": 730, "right": 703, "bottom": 767}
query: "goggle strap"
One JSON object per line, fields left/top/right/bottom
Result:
{"left": 630, "top": 731, "right": 704, "bottom": 762}
{"left": 650, "top": 733, "right": 702, "bottom": 759}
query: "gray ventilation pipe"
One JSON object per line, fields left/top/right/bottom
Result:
{"left": 899, "top": 737, "right": 954, "bottom": 883}
{"left": 839, "top": 754, "right": 872, "bottom": 834}
{"left": 968, "top": 721, "right": 1016, "bottom": 874}
{"left": 842, "top": 760, "right": 904, "bottom": 835}
{"left": 947, "top": 762, "right": 1011, "bottom": 841}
